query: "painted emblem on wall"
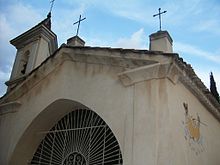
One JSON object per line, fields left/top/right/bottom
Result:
{"left": 182, "top": 102, "right": 206, "bottom": 155}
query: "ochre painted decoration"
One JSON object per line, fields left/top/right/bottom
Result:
{"left": 183, "top": 102, "right": 201, "bottom": 141}
{"left": 182, "top": 102, "right": 206, "bottom": 155}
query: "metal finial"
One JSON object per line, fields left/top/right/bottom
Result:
{"left": 49, "top": 0, "right": 55, "bottom": 13}
{"left": 73, "top": 15, "right": 86, "bottom": 36}
{"left": 153, "top": 8, "right": 167, "bottom": 31}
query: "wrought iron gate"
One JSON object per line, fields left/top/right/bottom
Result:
{"left": 31, "top": 109, "right": 123, "bottom": 165}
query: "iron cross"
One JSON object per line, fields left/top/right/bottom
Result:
{"left": 73, "top": 15, "right": 86, "bottom": 36}
{"left": 49, "top": 0, "right": 55, "bottom": 13}
{"left": 153, "top": 8, "right": 167, "bottom": 31}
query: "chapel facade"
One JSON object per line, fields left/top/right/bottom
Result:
{"left": 0, "top": 12, "right": 220, "bottom": 165}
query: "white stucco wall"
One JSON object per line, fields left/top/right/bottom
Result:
{"left": 0, "top": 58, "right": 134, "bottom": 165}
{"left": 34, "top": 37, "right": 50, "bottom": 68}
{"left": 167, "top": 81, "right": 220, "bottom": 165}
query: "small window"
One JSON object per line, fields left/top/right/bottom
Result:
{"left": 20, "top": 50, "right": 30, "bottom": 75}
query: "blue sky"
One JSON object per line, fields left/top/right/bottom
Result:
{"left": 0, "top": 0, "right": 219, "bottom": 96}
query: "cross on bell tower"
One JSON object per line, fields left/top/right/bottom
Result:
{"left": 49, "top": 0, "right": 55, "bottom": 13}
{"left": 153, "top": 8, "right": 167, "bottom": 31}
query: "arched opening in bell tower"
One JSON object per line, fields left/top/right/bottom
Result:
{"left": 20, "top": 50, "right": 30, "bottom": 75}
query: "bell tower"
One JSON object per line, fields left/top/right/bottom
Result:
{"left": 6, "top": 13, "right": 58, "bottom": 90}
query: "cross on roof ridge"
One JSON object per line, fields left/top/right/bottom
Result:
{"left": 73, "top": 15, "right": 86, "bottom": 36}
{"left": 153, "top": 8, "right": 167, "bottom": 31}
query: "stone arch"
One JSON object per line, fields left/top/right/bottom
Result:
{"left": 9, "top": 99, "right": 123, "bottom": 165}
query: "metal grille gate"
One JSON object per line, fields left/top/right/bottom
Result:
{"left": 31, "top": 109, "right": 123, "bottom": 165}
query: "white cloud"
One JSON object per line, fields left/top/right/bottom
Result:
{"left": 57, "top": 0, "right": 220, "bottom": 33}
{"left": 64, "top": 0, "right": 155, "bottom": 25}
{"left": 0, "top": 68, "right": 10, "bottom": 82}
{"left": 0, "top": 14, "right": 16, "bottom": 41}
{"left": 0, "top": 83, "right": 7, "bottom": 97}
{"left": 8, "top": 3, "right": 42, "bottom": 26}
{"left": 114, "top": 28, "right": 146, "bottom": 49}
{"left": 193, "top": 20, "right": 220, "bottom": 35}
{"left": 0, "top": 67, "right": 11, "bottom": 97}
{"left": 65, "top": 0, "right": 207, "bottom": 26}
{"left": 106, "top": 3, "right": 154, "bottom": 25}
{"left": 85, "top": 28, "right": 147, "bottom": 49}
{"left": 174, "top": 42, "right": 220, "bottom": 64}
{"left": 0, "top": 2, "right": 43, "bottom": 51}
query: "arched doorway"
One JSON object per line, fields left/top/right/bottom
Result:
{"left": 30, "top": 109, "right": 123, "bottom": 165}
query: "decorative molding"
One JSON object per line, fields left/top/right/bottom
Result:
{"left": 5, "top": 74, "right": 27, "bottom": 86}
{"left": 118, "top": 62, "right": 181, "bottom": 86}
{"left": 0, "top": 101, "right": 21, "bottom": 115}
{"left": 10, "top": 24, "right": 58, "bottom": 55}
